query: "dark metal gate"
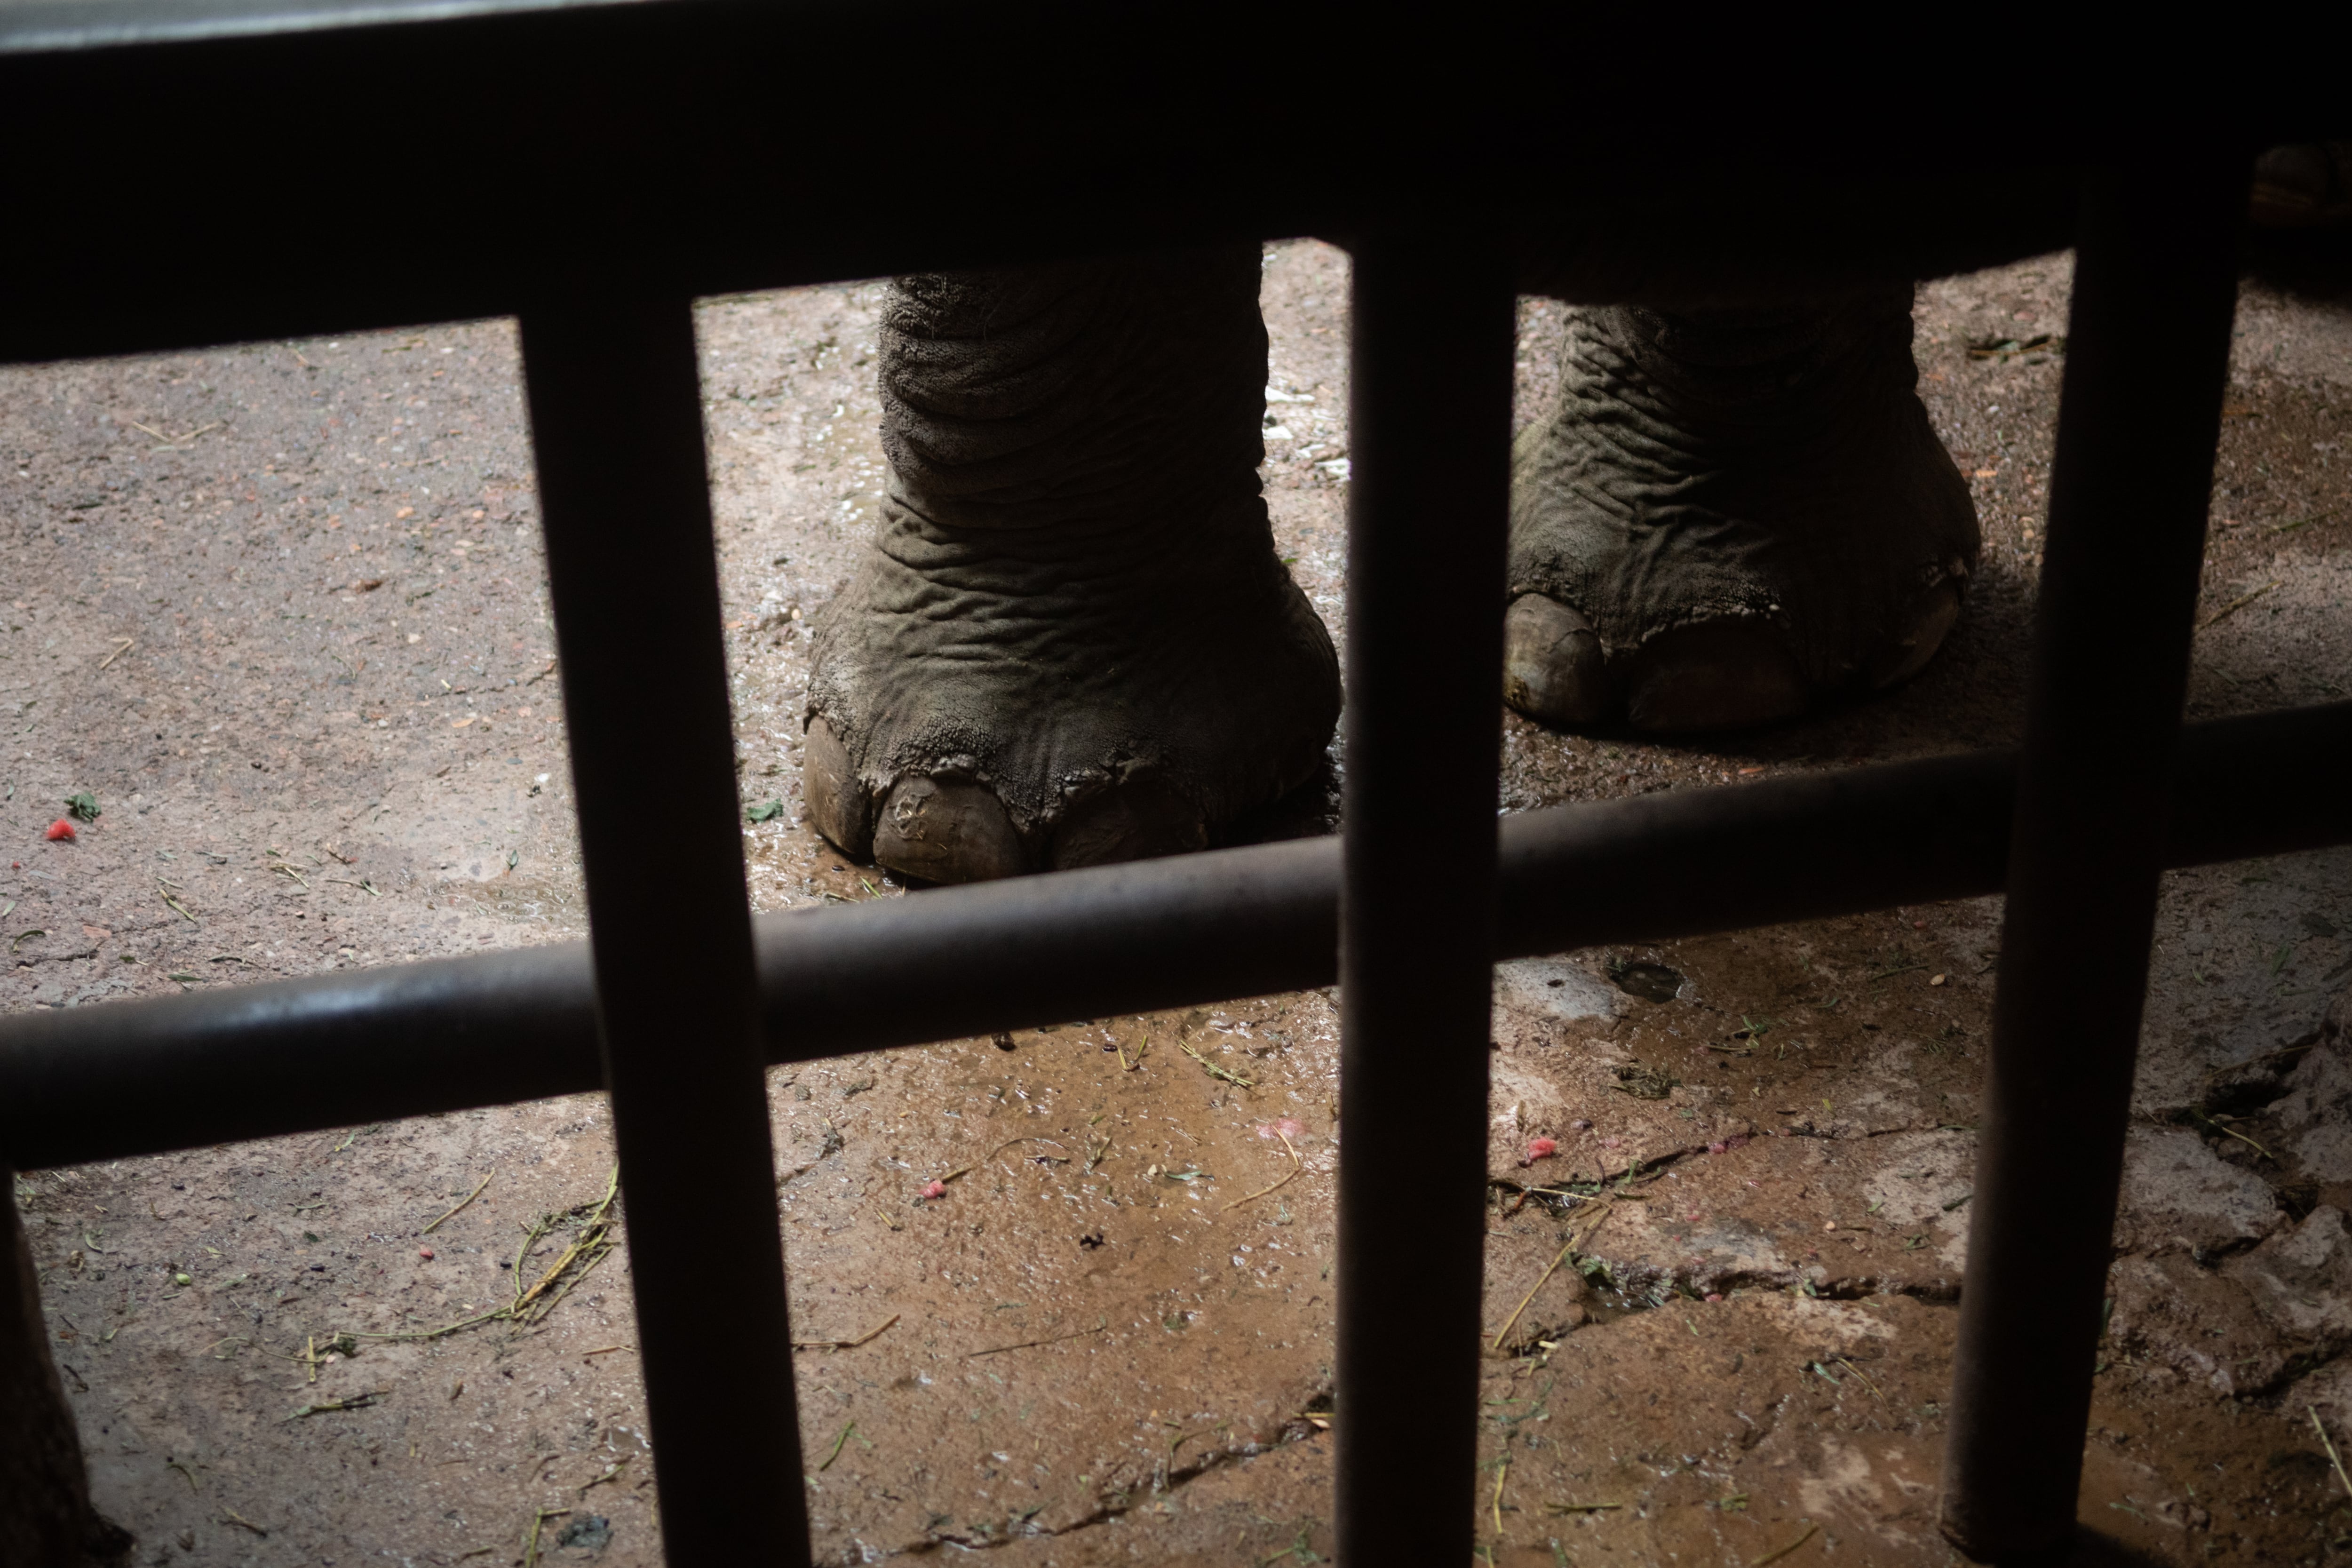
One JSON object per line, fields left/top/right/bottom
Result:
{"left": 1, "top": 4, "right": 2344, "bottom": 1563}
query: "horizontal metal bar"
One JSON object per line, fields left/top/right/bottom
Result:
{"left": 0, "top": 0, "right": 618, "bottom": 54}
{"left": 13, "top": 0, "right": 2296, "bottom": 366}
{"left": 3, "top": 700, "right": 2347, "bottom": 1173}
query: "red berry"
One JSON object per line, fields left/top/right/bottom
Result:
{"left": 1525, "top": 1137, "right": 1559, "bottom": 1161}
{"left": 43, "top": 820, "right": 74, "bottom": 842}
{"left": 418, "top": 1246, "right": 435, "bottom": 1260}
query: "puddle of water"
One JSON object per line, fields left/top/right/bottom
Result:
{"left": 1608, "top": 959, "right": 1685, "bottom": 1004}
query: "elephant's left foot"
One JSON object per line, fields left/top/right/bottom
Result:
{"left": 1503, "top": 290, "right": 1980, "bottom": 732}
{"left": 798, "top": 248, "right": 1341, "bottom": 885}
{"left": 799, "top": 499, "right": 1339, "bottom": 885}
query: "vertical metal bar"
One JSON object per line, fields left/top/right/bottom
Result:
{"left": 3, "top": 1163, "right": 125, "bottom": 1563}
{"left": 521, "top": 298, "right": 809, "bottom": 1567}
{"left": 1335, "top": 235, "right": 1515, "bottom": 1566}
{"left": 1939, "top": 156, "right": 2249, "bottom": 1561}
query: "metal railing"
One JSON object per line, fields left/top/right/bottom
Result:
{"left": 2, "top": 4, "right": 2345, "bottom": 1563}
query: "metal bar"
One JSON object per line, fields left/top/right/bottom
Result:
{"left": 1334, "top": 235, "right": 1515, "bottom": 1566}
{"left": 520, "top": 297, "right": 808, "bottom": 1566}
{"left": 2, "top": 1161, "right": 120, "bottom": 1561}
{"left": 4, "top": 0, "right": 2258, "bottom": 370}
{"left": 3, "top": 700, "right": 2349, "bottom": 1173}
{"left": 1939, "top": 159, "right": 2250, "bottom": 1560}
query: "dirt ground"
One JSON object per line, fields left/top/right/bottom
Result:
{"left": 3, "top": 240, "right": 2351, "bottom": 1568}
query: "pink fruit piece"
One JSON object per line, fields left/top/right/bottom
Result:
{"left": 1525, "top": 1137, "right": 1558, "bottom": 1161}
{"left": 418, "top": 1246, "right": 435, "bottom": 1260}
{"left": 1704, "top": 1293, "right": 1724, "bottom": 1304}
{"left": 921, "top": 1179, "right": 947, "bottom": 1200}
{"left": 1255, "top": 1117, "right": 1306, "bottom": 1140}
{"left": 43, "top": 819, "right": 74, "bottom": 841}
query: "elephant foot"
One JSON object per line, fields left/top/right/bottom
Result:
{"left": 2250, "top": 141, "right": 2352, "bottom": 229}
{"left": 1505, "top": 291, "right": 1980, "bottom": 733}
{"left": 801, "top": 251, "right": 1338, "bottom": 885}
{"left": 803, "top": 505, "right": 1338, "bottom": 883}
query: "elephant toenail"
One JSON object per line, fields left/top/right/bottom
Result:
{"left": 873, "top": 776, "right": 1030, "bottom": 884}
{"left": 1502, "top": 594, "right": 1610, "bottom": 727}
{"left": 1625, "top": 621, "right": 1808, "bottom": 733}
{"left": 802, "top": 716, "right": 872, "bottom": 859}
{"left": 1867, "top": 582, "right": 1963, "bottom": 690}
{"left": 1050, "top": 776, "right": 1208, "bottom": 870}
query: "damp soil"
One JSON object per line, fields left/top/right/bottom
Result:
{"left": 4, "top": 240, "right": 2352, "bottom": 1566}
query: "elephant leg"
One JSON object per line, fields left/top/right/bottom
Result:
{"left": 1504, "top": 288, "right": 1979, "bottom": 732}
{"left": 804, "top": 245, "right": 1340, "bottom": 883}
{"left": 2, "top": 1166, "right": 133, "bottom": 1568}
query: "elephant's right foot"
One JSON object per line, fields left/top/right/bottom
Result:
{"left": 803, "top": 505, "right": 1338, "bottom": 883}
{"left": 801, "top": 250, "right": 1339, "bottom": 885}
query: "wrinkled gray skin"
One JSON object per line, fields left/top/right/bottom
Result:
{"left": 806, "top": 250, "right": 1977, "bottom": 884}
{"left": 805, "top": 246, "right": 1341, "bottom": 882}
{"left": 1504, "top": 289, "right": 1977, "bottom": 730}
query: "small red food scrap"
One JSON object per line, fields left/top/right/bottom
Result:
{"left": 920, "top": 1180, "right": 946, "bottom": 1200}
{"left": 1255, "top": 1118, "right": 1305, "bottom": 1141}
{"left": 43, "top": 820, "right": 74, "bottom": 842}
{"left": 1525, "top": 1136, "right": 1558, "bottom": 1161}
{"left": 418, "top": 1246, "right": 436, "bottom": 1260}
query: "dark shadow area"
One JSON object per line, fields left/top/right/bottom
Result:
{"left": 1974, "top": 1525, "right": 2178, "bottom": 1568}
{"left": 1219, "top": 753, "right": 1343, "bottom": 847}
{"left": 2242, "top": 224, "right": 2352, "bottom": 304}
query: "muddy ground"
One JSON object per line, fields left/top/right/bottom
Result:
{"left": 3, "top": 242, "right": 2351, "bottom": 1568}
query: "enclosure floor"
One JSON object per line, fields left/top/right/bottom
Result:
{"left": 6, "top": 240, "right": 2352, "bottom": 1567}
